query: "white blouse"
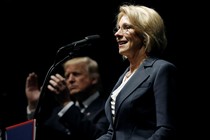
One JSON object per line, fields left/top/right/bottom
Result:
{"left": 110, "top": 70, "right": 136, "bottom": 122}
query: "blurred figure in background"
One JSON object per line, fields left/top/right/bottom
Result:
{"left": 25, "top": 56, "right": 109, "bottom": 140}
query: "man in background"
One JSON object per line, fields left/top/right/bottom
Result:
{"left": 25, "top": 56, "right": 109, "bottom": 140}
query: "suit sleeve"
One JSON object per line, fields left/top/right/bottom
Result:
{"left": 149, "top": 62, "right": 177, "bottom": 140}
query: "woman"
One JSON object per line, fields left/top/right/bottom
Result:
{"left": 97, "top": 4, "right": 177, "bottom": 140}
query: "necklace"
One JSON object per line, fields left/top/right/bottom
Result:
{"left": 123, "top": 70, "right": 136, "bottom": 82}
{"left": 125, "top": 71, "right": 132, "bottom": 78}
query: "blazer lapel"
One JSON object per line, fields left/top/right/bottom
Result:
{"left": 114, "top": 65, "right": 148, "bottom": 115}
{"left": 114, "top": 58, "right": 157, "bottom": 124}
{"left": 105, "top": 57, "right": 157, "bottom": 125}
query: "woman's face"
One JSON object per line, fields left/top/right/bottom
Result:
{"left": 114, "top": 15, "right": 143, "bottom": 58}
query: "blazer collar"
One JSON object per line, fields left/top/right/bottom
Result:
{"left": 107, "top": 57, "right": 158, "bottom": 124}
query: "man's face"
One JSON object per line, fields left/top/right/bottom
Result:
{"left": 64, "top": 63, "right": 93, "bottom": 95}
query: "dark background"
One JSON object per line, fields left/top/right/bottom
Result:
{"left": 0, "top": 0, "right": 207, "bottom": 139}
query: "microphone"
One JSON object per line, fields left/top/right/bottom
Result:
{"left": 61, "top": 34, "right": 100, "bottom": 49}
{"left": 55, "top": 35, "right": 100, "bottom": 64}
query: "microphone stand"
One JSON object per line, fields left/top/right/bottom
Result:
{"left": 34, "top": 46, "right": 76, "bottom": 129}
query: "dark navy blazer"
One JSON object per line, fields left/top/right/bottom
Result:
{"left": 98, "top": 57, "right": 177, "bottom": 140}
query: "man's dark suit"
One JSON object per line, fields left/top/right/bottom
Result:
{"left": 36, "top": 93, "right": 109, "bottom": 140}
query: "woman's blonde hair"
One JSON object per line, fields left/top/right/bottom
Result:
{"left": 117, "top": 4, "right": 167, "bottom": 56}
